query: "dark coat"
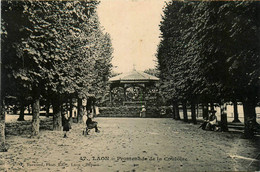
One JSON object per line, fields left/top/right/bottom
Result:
{"left": 63, "top": 118, "right": 71, "bottom": 131}
{"left": 86, "top": 97, "right": 96, "bottom": 112}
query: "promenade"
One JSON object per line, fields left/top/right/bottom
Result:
{"left": 1, "top": 115, "right": 259, "bottom": 171}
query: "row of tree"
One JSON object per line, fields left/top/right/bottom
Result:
{"left": 157, "top": 1, "right": 260, "bottom": 137}
{"left": 1, "top": 0, "right": 113, "bottom": 151}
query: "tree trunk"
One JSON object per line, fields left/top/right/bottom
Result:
{"left": 182, "top": 101, "right": 188, "bottom": 122}
{"left": 52, "top": 99, "right": 62, "bottom": 131}
{"left": 202, "top": 103, "right": 209, "bottom": 120}
{"left": 31, "top": 89, "right": 40, "bottom": 137}
{"left": 172, "top": 101, "right": 176, "bottom": 119}
{"left": 109, "top": 88, "right": 112, "bottom": 105}
{"left": 243, "top": 100, "right": 256, "bottom": 138}
{"left": 191, "top": 102, "right": 197, "bottom": 124}
{"left": 232, "top": 101, "right": 240, "bottom": 123}
{"left": 17, "top": 100, "right": 25, "bottom": 121}
{"left": 77, "top": 98, "right": 83, "bottom": 123}
{"left": 196, "top": 104, "right": 199, "bottom": 118}
{"left": 28, "top": 104, "right": 31, "bottom": 115}
{"left": 174, "top": 102, "right": 180, "bottom": 120}
{"left": 46, "top": 101, "right": 50, "bottom": 118}
{"left": 0, "top": 59, "right": 7, "bottom": 152}
{"left": 69, "top": 98, "right": 73, "bottom": 123}
{"left": 210, "top": 102, "right": 214, "bottom": 111}
{"left": 13, "top": 106, "right": 18, "bottom": 115}
{"left": 0, "top": 100, "right": 7, "bottom": 152}
{"left": 220, "top": 103, "right": 228, "bottom": 132}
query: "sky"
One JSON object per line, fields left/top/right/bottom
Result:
{"left": 97, "top": 0, "right": 168, "bottom": 73}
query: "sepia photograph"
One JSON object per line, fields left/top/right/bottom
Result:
{"left": 0, "top": 0, "right": 260, "bottom": 171}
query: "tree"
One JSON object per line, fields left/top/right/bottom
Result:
{"left": 0, "top": 50, "right": 7, "bottom": 151}
{"left": 157, "top": 1, "right": 198, "bottom": 122}
{"left": 1, "top": 0, "right": 32, "bottom": 143}
{"left": 157, "top": 1, "right": 260, "bottom": 135}
{"left": 2, "top": 0, "right": 113, "bottom": 136}
{"left": 144, "top": 68, "right": 160, "bottom": 78}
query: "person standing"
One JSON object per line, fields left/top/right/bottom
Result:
{"left": 86, "top": 96, "right": 96, "bottom": 114}
{"left": 140, "top": 105, "right": 146, "bottom": 118}
{"left": 82, "top": 110, "right": 88, "bottom": 136}
{"left": 62, "top": 112, "right": 71, "bottom": 138}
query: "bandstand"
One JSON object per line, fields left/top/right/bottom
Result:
{"left": 108, "top": 69, "right": 159, "bottom": 106}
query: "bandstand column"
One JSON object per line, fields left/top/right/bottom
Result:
{"left": 109, "top": 87, "right": 112, "bottom": 104}
{"left": 124, "top": 84, "right": 126, "bottom": 101}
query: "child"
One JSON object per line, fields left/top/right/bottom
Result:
{"left": 86, "top": 110, "right": 100, "bottom": 135}
{"left": 62, "top": 112, "right": 71, "bottom": 138}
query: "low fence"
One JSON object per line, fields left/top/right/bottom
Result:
{"left": 98, "top": 106, "right": 173, "bottom": 118}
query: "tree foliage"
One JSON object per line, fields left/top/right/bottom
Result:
{"left": 157, "top": 1, "right": 259, "bottom": 104}
{"left": 157, "top": 1, "right": 260, "bottom": 135}
{"left": 2, "top": 0, "right": 113, "bottom": 101}
{"left": 1, "top": 0, "right": 113, "bottom": 134}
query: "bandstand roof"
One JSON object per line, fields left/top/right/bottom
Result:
{"left": 109, "top": 69, "right": 159, "bottom": 84}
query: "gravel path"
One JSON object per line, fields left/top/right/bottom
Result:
{"left": 1, "top": 116, "right": 259, "bottom": 171}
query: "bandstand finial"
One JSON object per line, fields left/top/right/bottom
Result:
{"left": 133, "top": 64, "right": 136, "bottom": 71}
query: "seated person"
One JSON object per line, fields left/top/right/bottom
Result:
{"left": 206, "top": 110, "right": 218, "bottom": 130}
{"left": 85, "top": 110, "right": 100, "bottom": 135}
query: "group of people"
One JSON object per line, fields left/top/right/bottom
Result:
{"left": 62, "top": 97, "right": 100, "bottom": 138}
